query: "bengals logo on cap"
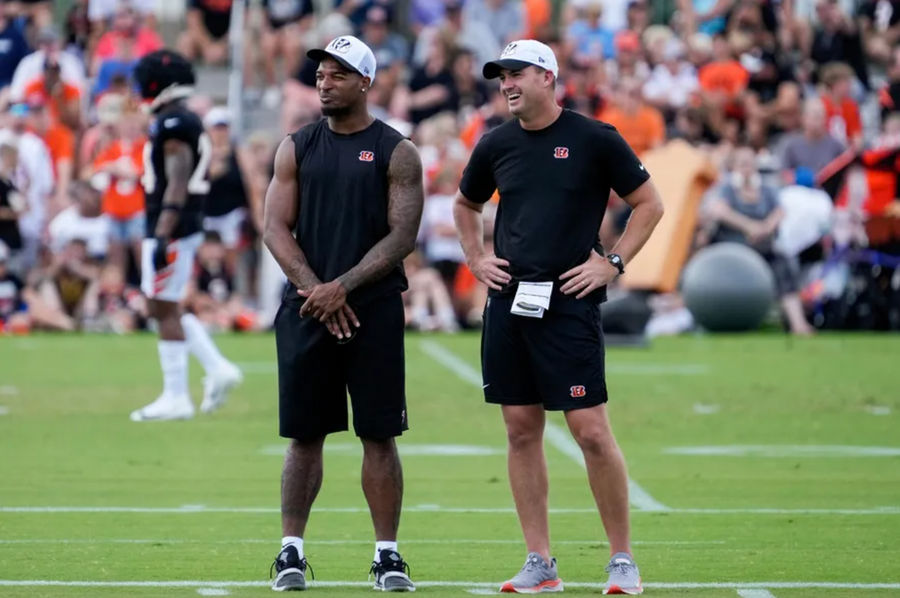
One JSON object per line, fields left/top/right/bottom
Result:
{"left": 570, "top": 385, "right": 586, "bottom": 398}
{"left": 554, "top": 147, "right": 569, "bottom": 159}
{"left": 329, "top": 37, "right": 353, "bottom": 53}
{"left": 359, "top": 151, "right": 374, "bottom": 162}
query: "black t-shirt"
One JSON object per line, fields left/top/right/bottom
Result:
{"left": 459, "top": 109, "right": 650, "bottom": 303}
{"left": 206, "top": 146, "right": 248, "bottom": 217}
{"left": 190, "top": 0, "right": 233, "bottom": 39}
{"left": 289, "top": 118, "right": 408, "bottom": 306}
{"left": 0, "top": 272, "right": 24, "bottom": 320}
{"left": 0, "top": 177, "right": 22, "bottom": 250}
{"left": 197, "top": 262, "right": 234, "bottom": 302}
{"left": 144, "top": 104, "right": 209, "bottom": 239}
{"left": 408, "top": 67, "right": 456, "bottom": 124}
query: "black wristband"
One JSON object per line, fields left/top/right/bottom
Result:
{"left": 159, "top": 205, "right": 181, "bottom": 212}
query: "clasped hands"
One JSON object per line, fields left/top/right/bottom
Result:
{"left": 298, "top": 280, "right": 360, "bottom": 340}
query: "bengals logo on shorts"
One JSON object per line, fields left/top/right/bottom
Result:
{"left": 569, "top": 385, "right": 586, "bottom": 398}
{"left": 359, "top": 151, "right": 375, "bottom": 162}
{"left": 554, "top": 147, "right": 569, "bottom": 159}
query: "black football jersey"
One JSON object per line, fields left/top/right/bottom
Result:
{"left": 142, "top": 105, "right": 210, "bottom": 239}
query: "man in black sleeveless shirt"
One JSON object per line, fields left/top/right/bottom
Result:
{"left": 263, "top": 35, "right": 423, "bottom": 592}
{"left": 454, "top": 40, "right": 664, "bottom": 595}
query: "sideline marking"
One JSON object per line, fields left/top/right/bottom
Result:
{"left": 196, "top": 589, "right": 229, "bottom": 596}
{"left": 1, "top": 505, "right": 898, "bottom": 515}
{"left": 738, "top": 590, "right": 777, "bottom": 598}
{"left": 865, "top": 406, "right": 891, "bottom": 416}
{"left": 420, "top": 340, "right": 671, "bottom": 512}
{"left": 0, "top": 580, "right": 897, "bottom": 590}
{"left": 664, "top": 445, "right": 900, "bottom": 458}
{"left": 693, "top": 403, "right": 720, "bottom": 415}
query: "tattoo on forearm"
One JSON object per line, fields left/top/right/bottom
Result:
{"left": 339, "top": 141, "right": 424, "bottom": 292}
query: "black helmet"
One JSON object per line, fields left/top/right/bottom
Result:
{"left": 134, "top": 50, "right": 195, "bottom": 110}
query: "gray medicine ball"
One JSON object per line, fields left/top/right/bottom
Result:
{"left": 682, "top": 243, "right": 776, "bottom": 332}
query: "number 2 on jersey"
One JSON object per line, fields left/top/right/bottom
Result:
{"left": 141, "top": 133, "right": 212, "bottom": 195}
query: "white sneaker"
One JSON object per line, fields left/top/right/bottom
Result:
{"left": 130, "top": 394, "right": 194, "bottom": 422}
{"left": 200, "top": 362, "right": 243, "bottom": 414}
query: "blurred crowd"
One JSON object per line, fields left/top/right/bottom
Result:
{"left": 1, "top": 0, "right": 899, "bottom": 336}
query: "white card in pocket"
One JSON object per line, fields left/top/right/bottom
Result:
{"left": 511, "top": 281, "right": 553, "bottom": 318}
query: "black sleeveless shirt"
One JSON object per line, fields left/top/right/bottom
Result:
{"left": 205, "top": 145, "right": 248, "bottom": 217}
{"left": 288, "top": 118, "right": 407, "bottom": 306}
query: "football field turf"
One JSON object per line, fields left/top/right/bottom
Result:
{"left": 0, "top": 332, "right": 898, "bottom": 597}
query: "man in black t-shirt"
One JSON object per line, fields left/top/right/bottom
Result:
{"left": 263, "top": 35, "right": 423, "bottom": 593}
{"left": 177, "top": 0, "right": 232, "bottom": 65}
{"left": 454, "top": 40, "right": 664, "bottom": 595}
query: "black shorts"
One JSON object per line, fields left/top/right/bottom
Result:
{"left": 275, "top": 293, "right": 408, "bottom": 440}
{"left": 481, "top": 293, "right": 608, "bottom": 411}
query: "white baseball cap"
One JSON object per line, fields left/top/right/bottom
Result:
{"left": 307, "top": 35, "right": 377, "bottom": 84}
{"left": 483, "top": 39, "right": 559, "bottom": 80}
{"left": 203, "top": 106, "right": 231, "bottom": 128}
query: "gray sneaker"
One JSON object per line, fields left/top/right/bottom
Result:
{"left": 603, "top": 552, "right": 643, "bottom": 595}
{"left": 270, "top": 545, "right": 311, "bottom": 591}
{"left": 370, "top": 549, "right": 415, "bottom": 592}
{"left": 500, "top": 552, "right": 564, "bottom": 593}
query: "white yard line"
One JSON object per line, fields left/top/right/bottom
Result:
{"left": 0, "top": 538, "right": 724, "bottom": 546}
{"left": 1, "top": 505, "right": 898, "bottom": 515}
{"left": 738, "top": 590, "right": 777, "bottom": 598}
{"left": 419, "top": 340, "right": 671, "bottom": 512}
{"left": 0, "top": 580, "right": 897, "bottom": 590}
{"left": 196, "top": 589, "right": 229, "bottom": 596}
{"left": 665, "top": 445, "right": 900, "bottom": 457}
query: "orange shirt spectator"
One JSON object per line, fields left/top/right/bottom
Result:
{"left": 597, "top": 104, "right": 665, "bottom": 156}
{"left": 23, "top": 76, "right": 81, "bottom": 130}
{"left": 523, "top": 0, "right": 551, "bottom": 38}
{"left": 92, "top": 138, "right": 146, "bottom": 220}
{"left": 698, "top": 60, "right": 749, "bottom": 98}
{"left": 822, "top": 95, "right": 861, "bottom": 147}
{"left": 41, "top": 123, "right": 75, "bottom": 177}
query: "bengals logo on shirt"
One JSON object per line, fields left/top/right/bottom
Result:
{"left": 359, "top": 151, "right": 374, "bottom": 162}
{"left": 570, "top": 385, "right": 586, "bottom": 398}
{"left": 554, "top": 147, "right": 569, "bottom": 159}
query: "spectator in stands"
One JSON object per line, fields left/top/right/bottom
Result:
{"left": 79, "top": 92, "right": 124, "bottom": 176}
{"left": 25, "top": 238, "right": 97, "bottom": 331}
{"left": 810, "top": 0, "right": 868, "bottom": 89}
{"left": 408, "top": 35, "right": 457, "bottom": 124}
{"left": 858, "top": 0, "right": 900, "bottom": 65}
{"left": 464, "top": 0, "right": 524, "bottom": 47}
{"left": 10, "top": 26, "right": 86, "bottom": 101}
{"left": 604, "top": 30, "right": 650, "bottom": 88}
{"left": 643, "top": 38, "right": 699, "bottom": 120}
{"left": 362, "top": 5, "right": 409, "bottom": 82}
{"left": 4, "top": 103, "right": 54, "bottom": 271}
{"left": 402, "top": 251, "right": 459, "bottom": 332}
{"left": 91, "top": 262, "right": 143, "bottom": 333}
{"left": 413, "top": 0, "right": 499, "bottom": 71}
{"left": 421, "top": 165, "right": 466, "bottom": 289}
{"left": 566, "top": 0, "right": 616, "bottom": 62}
{"left": 0, "top": 239, "right": 30, "bottom": 333}
{"left": 450, "top": 48, "right": 489, "bottom": 116}
{"left": 26, "top": 95, "right": 74, "bottom": 217}
{"left": 819, "top": 61, "right": 863, "bottom": 148}
{"left": 0, "top": 138, "right": 24, "bottom": 272}
{"left": 203, "top": 106, "right": 254, "bottom": 273}
{"left": 704, "top": 145, "right": 815, "bottom": 335}
{"left": 880, "top": 46, "right": 900, "bottom": 119}
{"left": 687, "top": 0, "right": 734, "bottom": 36}
{"left": 88, "top": 0, "right": 157, "bottom": 49}
{"left": 22, "top": 57, "right": 82, "bottom": 132}
{"left": 91, "top": 0, "right": 162, "bottom": 76}
{"left": 88, "top": 99, "right": 145, "bottom": 279}
{"left": 63, "top": 0, "right": 90, "bottom": 56}
{"left": 251, "top": 0, "right": 314, "bottom": 109}
{"left": 186, "top": 231, "right": 250, "bottom": 331}
{"left": 177, "top": 0, "right": 232, "bottom": 66}
{"left": 559, "top": 60, "right": 603, "bottom": 117}
{"left": 624, "top": 0, "right": 650, "bottom": 34}
{"left": 0, "top": 9, "right": 30, "bottom": 102}
{"left": 48, "top": 180, "right": 109, "bottom": 261}
{"left": 777, "top": 98, "right": 845, "bottom": 183}
{"left": 598, "top": 76, "right": 666, "bottom": 155}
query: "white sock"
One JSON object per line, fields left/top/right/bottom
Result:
{"left": 374, "top": 540, "right": 398, "bottom": 562}
{"left": 282, "top": 536, "right": 303, "bottom": 559}
{"left": 181, "top": 313, "right": 229, "bottom": 374}
{"left": 158, "top": 340, "right": 188, "bottom": 397}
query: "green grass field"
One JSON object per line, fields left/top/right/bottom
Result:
{"left": 1, "top": 332, "right": 899, "bottom": 598}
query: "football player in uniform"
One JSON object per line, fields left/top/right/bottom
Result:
{"left": 130, "top": 50, "right": 242, "bottom": 422}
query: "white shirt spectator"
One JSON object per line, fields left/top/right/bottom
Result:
{"left": 10, "top": 51, "right": 87, "bottom": 99}
{"left": 48, "top": 206, "right": 110, "bottom": 258}
{"left": 643, "top": 62, "right": 699, "bottom": 109}
{"left": 0, "top": 129, "right": 54, "bottom": 241}
{"left": 421, "top": 194, "right": 465, "bottom": 264}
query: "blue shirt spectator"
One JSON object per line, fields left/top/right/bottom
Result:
{"left": 0, "top": 16, "right": 30, "bottom": 90}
